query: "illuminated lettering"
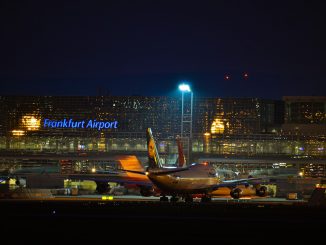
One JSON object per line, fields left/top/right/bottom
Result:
{"left": 98, "top": 122, "right": 104, "bottom": 130}
{"left": 93, "top": 121, "right": 99, "bottom": 129}
{"left": 113, "top": 121, "right": 118, "bottom": 128}
{"left": 71, "top": 121, "right": 78, "bottom": 128}
{"left": 51, "top": 121, "right": 57, "bottom": 127}
{"left": 63, "top": 119, "right": 68, "bottom": 127}
{"left": 44, "top": 119, "right": 50, "bottom": 127}
{"left": 86, "top": 120, "right": 93, "bottom": 128}
{"left": 43, "top": 118, "right": 118, "bottom": 130}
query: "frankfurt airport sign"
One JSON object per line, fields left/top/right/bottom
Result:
{"left": 43, "top": 119, "right": 118, "bottom": 130}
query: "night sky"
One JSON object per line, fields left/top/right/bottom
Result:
{"left": 1, "top": 0, "right": 325, "bottom": 99}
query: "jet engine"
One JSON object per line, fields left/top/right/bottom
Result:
{"left": 255, "top": 185, "right": 268, "bottom": 197}
{"left": 230, "top": 185, "right": 257, "bottom": 199}
{"left": 230, "top": 188, "right": 242, "bottom": 199}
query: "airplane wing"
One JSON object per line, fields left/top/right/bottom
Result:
{"left": 121, "top": 167, "right": 190, "bottom": 176}
{"left": 120, "top": 169, "right": 147, "bottom": 175}
{"left": 67, "top": 173, "right": 152, "bottom": 186}
{"left": 9, "top": 171, "right": 153, "bottom": 187}
{"left": 213, "top": 177, "right": 264, "bottom": 189}
{"left": 150, "top": 167, "right": 190, "bottom": 175}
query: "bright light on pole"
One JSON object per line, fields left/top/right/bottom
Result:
{"left": 178, "top": 82, "right": 192, "bottom": 139}
{"left": 178, "top": 83, "right": 191, "bottom": 92}
{"left": 178, "top": 82, "right": 193, "bottom": 165}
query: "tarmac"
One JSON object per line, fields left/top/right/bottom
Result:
{"left": 1, "top": 195, "right": 325, "bottom": 244}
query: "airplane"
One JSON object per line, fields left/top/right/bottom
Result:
{"left": 122, "top": 128, "right": 267, "bottom": 202}
{"left": 5, "top": 130, "right": 266, "bottom": 200}
{"left": 91, "top": 136, "right": 187, "bottom": 196}
{"left": 6, "top": 155, "right": 154, "bottom": 196}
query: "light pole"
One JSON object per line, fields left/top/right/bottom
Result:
{"left": 178, "top": 83, "right": 193, "bottom": 165}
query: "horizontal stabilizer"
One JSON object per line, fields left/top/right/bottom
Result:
{"left": 121, "top": 169, "right": 147, "bottom": 175}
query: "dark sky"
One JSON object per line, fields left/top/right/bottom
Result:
{"left": 1, "top": 0, "right": 325, "bottom": 99}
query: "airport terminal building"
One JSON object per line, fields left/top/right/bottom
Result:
{"left": 0, "top": 95, "right": 325, "bottom": 178}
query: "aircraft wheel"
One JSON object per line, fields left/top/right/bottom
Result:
{"left": 184, "top": 196, "right": 193, "bottom": 203}
{"left": 170, "top": 196, "right": 179, "bottom": 202}
{"left": 96, "top": 182, "right": 110, "bottom": 194}
{"left": 160, "top": 196, "right": 169, "bottom": 202}
{"left": 200, "top": 196, "right": 212, "bottom": 203}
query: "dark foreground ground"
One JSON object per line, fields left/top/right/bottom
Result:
{"left": 0, "top": 200, "right": 325, "bottom": 244}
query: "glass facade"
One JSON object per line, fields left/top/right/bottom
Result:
{"left": 282, "top": 96, "right": 326, "bottom": 136}
{"left": 284, "top": 96, "right": 326, "bottom": 124}
{"left": 0, "top": 95, "right": 325, "bottom": 177}
{"left": 0, "top": 95, "right": 325, "bottom": 155}
{"left": 193, "top": 97, "right": 283, "bottom": 135}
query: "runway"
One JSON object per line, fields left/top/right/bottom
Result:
{"left": 51, "top": 194, "right": 307, "bottom": 205}
{"left": 0, "top": 194, "right": 324, "bottom": 244}
{"left": 0, "top": 193, "right": 308, "bottom": 209}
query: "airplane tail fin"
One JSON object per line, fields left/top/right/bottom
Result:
{"left": 176, "top": 135, "right": 186, "bottom": 167}
{"left": 146, "top": 128, "right": 162, "bottom": 168}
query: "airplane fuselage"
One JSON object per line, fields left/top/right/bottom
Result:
{"left": 148, "top": 164, "right": 221, "bottom": 195}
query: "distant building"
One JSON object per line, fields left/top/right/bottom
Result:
{"left": 282, "top": 96, "right": 326, "bottom": 136}
{"left": 0, "top": 95, "right": 325, "bottom": 177}
{"left": 193, "top": 97, "right": 284, "bottom": 135}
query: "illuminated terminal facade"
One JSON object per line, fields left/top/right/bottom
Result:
{"left": 0, "top": 95, "right": 325, "bottom": 178}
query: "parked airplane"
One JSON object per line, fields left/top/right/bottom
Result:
{"left": 7, "top": 155, "right": 154, "bottom": 195}
{"left": 122, "top": 128, "right": 266, "bottom": 202}
{"left": 7, "top": 130, "right": 266, "bottom": 200}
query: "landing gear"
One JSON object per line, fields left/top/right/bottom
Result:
{"left": 184, "top": 196, "right": 193, "bottom": 203}
{"left": 200, "top": 195, "right": 212, "bottom": 203}
{"left": 170, "top": 196, "right": 179, "bottom": 202}
{"left": 159, "top": 196, "right": 169, "bottom": 202}
{"left": 96, "top": 182, "right": 110, "bottom": 194}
